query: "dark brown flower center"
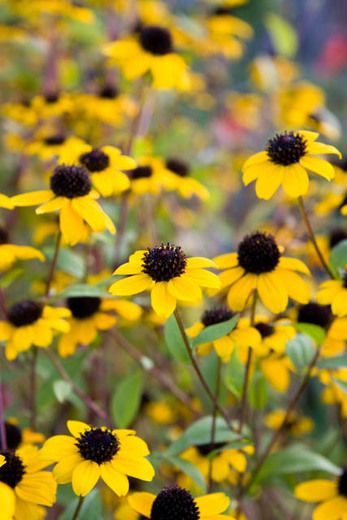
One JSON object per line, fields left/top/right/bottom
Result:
{"left": 338, "top": 469, "right": 347, "bottom": 497}
{"left": 267, "top": 132, "right": 307, "bottom": 166}
{"left": 139, "top": 26, "right": 173, "bottom": 55}
{"left": 329, "top": 228, "right": 347, "bottom": 249}
{"left": 254, "top": 322, "right": 274, "bottom": 338}
{"left": 98, "top": 85, "right": 119, "bottom": 99}
{"left": 238, "top": 232, "right": 280, "bottom": 274}
{"left": 0, "top": 228, "right": 9, "bottom": 244}
{"left": 142, "top": 243, "right": 187, "bottom": 282}
{"left": 44, "top": 134, "right": 66, "bottom": 146}
{"left": 0, "top": 423, "right": 22, "bottom": 452}
{"left": 50, "top": 165, "right": 91, "bottom": 198}
{"left": 150, "top": 486, "right": 200, "bottom": 520}
{"left": 0, "top": 452, "right": 25, "bottom": 488}
{"left": 201, "top": 308, "right": 234, "bottom": 327}
{"left": 8, "top": 301, "right": 43, "bottom": 327}
{"left": 166, "top": 158, "right": 190, "bottom": 177}
{"left": 67, "top": 297, "right": 101, "bottom": 319}
{"left": 76, "top": 428, "right": 120, "bottom": 464}
{"left": 80, "top": 149, "right": 110, "bottom": 172}
{"left": 297, "top": 302, "right": 332, "bottom": 329}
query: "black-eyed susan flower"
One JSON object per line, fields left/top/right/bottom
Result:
{"left": 103, "top": 25, "right": 190, "bottom": 90}
{"left": 0, "top": 446, "right": 57, "bottom": 520}
{"left": 128, "top": 157, "right": 176, "bottom": 196}
{"left": 128, "top": 485, "right": 235, "bottom": 519}
{"left": 186, "top": 307, "right": 260, "bottom": 363}
{"left": 11, "top": 164, "right": 115, "bottom": 245}
{"left": 260, "top": 352, "right": 293, "bottom": 393}
{"left": 317, "top": 271, "right": 347, "bottom": 317}
{"left": 252, "top": 316, "right": 296, "bottom": 354}
{"left": 242, "top": 130, "right": 341, "bottom": 199}
{"left": 0, "top": 300, "right": 70, "bottom": 360}
{"left": 58, "top": 296, "right": 141, "bottom": 357}
{"left": 26, "top": 131, "right": 85, "bottom": 161}
{"left": 214, "top": 231, "right": 310, "bottom": 313}
{"left": 265, "top": 409, "right": 313, "bottom": 436}
{"left": 109, "top": 243, "right": 220, "bottom": 318}
{"left": 0, "top": 193, "right": 13, "bottom": 209}
{"left": 295, "top": 469, "right": 347, "bottom": 520}
{"left": 164, "top": 158, "right": 210, "bottom": 201}
{"left": 41, "top": 420, "right": 155, "bottom": 497}
{"left": 0, "top": 227, "right": 44, "bottom": 271}
{"left": 58, "top": 142, "right": 135, "bottom": 197}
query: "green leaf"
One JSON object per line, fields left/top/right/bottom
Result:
{"left": 163, "top": 455, "right": 205, "bottom": 490}
{"left": 165, "top": 416, "right": 242, "bottom": 456}
{"left": 164, "top": 314, "right": 190, "bottom": 364}
{"left": 0, "top": 268, "right": 23, "bottom": 288}
{"left": 286, "top": 334, "right": 316, "bottom": 373}
{"left": 296, "top": 323, "right": 325, "bottom": 345}
{"left": 330, "top": 239, "right": 347, "bottom": 275}
{"left": 43, "top": 246, "right": 85, "bottom": 278}
{"left": 111, "top": 371, "right": 144, "bottom": 428}
{"left": 248, "top": 372, "right": 268, "bottom": 411}
{"left": 224, "top": 349, "right": 245, "bottom": 398}
{"left": 53, "top": 380, "right": 72, "bottom": 403}
{"left": 318, "top": 355, "right": 347, "bottom": 369}
{"left": 255, "top": 444, "right": 341, "bottom": 484}
{"left": 264, "top": 13, "right": 298, "bottom": 57}
{"left": 192, "top": 316, "right": 239, "bottom": 348}
{"left": 59, "top": 490, "right": 102, "bottom": 520}
{"left": 58, "top": 284, "right": 110, "bottom": 298}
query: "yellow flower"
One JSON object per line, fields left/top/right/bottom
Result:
{"left": 128, "top": 157, "right": 176, "bottom": 196}
{"left": 58, "top": 143, "right": 135, "bottom": 197}
{"left": 41, "top": 420, "right": 155, "bottom": 497}
{"left": 214, "top": 231, "right": 310, "bottom": 313}
{"left": 0, "top": 193, "right": 13, "bottom": 209}
{"left": 317, "top": 270, "right": 347, "bottom": 317}
{"left": 0, "top": 445, "right": 56, "bottom": 520}
{"left": 242, "top": 130, "right": 341, "bottom": 199}
{"left": 186, "top": 307, "right": 260, "bottom": 363}
{"left": 164, "top": 158, "right": 210, "bottom": 201}
{"left": 128, "top": 486, "right": 235, "bottom": 519}
{"left": 0, "top": 228, "right": 45, "bottom": 271}
{"left": 265, "top": 409, "right": 313, "bottom": 436}
{"left": 58, "top": 296, "right": 141, "bottom": 357}
{"left": 109, "top": 243, "right": 220, "bottom": 318}
{"left": 295, "top": 471, "right": 347, "bottom": 520}
{"left": 0, "top": 300, "right": 70, "bottom": 360}
{"left": 251, "top": 316, "right": 296, "bottom": 354}
{"left": 26, "top": 132, "right": 86, "bottom": 161}
{"left": 260, "top": 352, "right": 293, "bottom": 393}
{"left": 11, "top": 165, "right": 115, "bottom": 246}
{"left": 103, "top": 26, "right": 191, "bottom": 90}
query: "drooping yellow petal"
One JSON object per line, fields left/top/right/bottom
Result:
{"left": 128, "top": 492, "right": 156, "bottom": 517}
{"left": 255, "top": 166, "right": 284, "bottom": 199}
{"left": 282, "top": 164, "right": 309, "bottom": 197}
{"left": 0, "top": 483, "right": 15, "bottom": 518}
{"left": 257, "top": 272, "right": 288, "bottom": 313}
{"left": 60, "top": 204, "right": 87, "bottom": 246}
{"left": 72, "top": 197, "right": 115, "bottom": 233}
{"left": 300, "top": 156, "right": 335, "bottom": 180}
{"left": 243, "top": 151, "right": 269, "bottom": 169}
{"left": 279, "top": 270, "right": 310, "bottom": 304}
{"left": 67, "top": 420, "right": 90, "bottom": 437}
{"left": 195, "top": 492, "right": 230, "bottom": 515}
{"left": 72, "top": 460, "right": 100, "bottom": 497}
{"left": 213, "top": 252, "right": 238, "bottom": 269}
{"left": 307, "top": 141, "right": 342, "bottom": 158}
{"left": 227, "top": 274, "right": 256, "bottom": 310}
{"left": 112, "top": 456, "right": 155, "bottom": 481}
{"left": 100, "top": 462, "right": 129, "bottom": 496}
{"left": 12, "top": 190, "right": 53, "bottom": 207}
{"left": 331, "top": 290, "right": 347, "bottom": 317}
{"left": 36, "top": 196, "right": 68, "bottom": 214}
{"left": 278, "top": 257, "right": 310, "bottom": 274}
{"left": 295, "top": 479, "right": 337, "bottom": 502}
{"left": 151, "top": 282, "right": 176, "bottom": 318}
{"left": 186, "top": 257, "right": 217, "bottom": 269}
{"left": 109, "top": 274, "right": 152, "bottom": 296}
{"left": 16, "top": 471, "right": 57, "bottom": 506}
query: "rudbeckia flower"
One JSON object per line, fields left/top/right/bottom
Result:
{"left": 41, "top": 420, "right": 155, "bottom": 497}
{"left": 109, "top": 243, "right": 220, "bottom": 318}
{"left": 0, "top": 300, "right": 70, "bottom": 360}
{"left": 0, "top": 193, "right": 13, "bottom": 209}
{"left": 58, "top": 142, "right": 135, "bottom": 197}
{"left": 242, "top": 130, "right": 342, "bottom": 199}
{"left": 186, "top": 307, "right": 260, "bottom": 363}
{"left": 295, "top": 469, "right": 347, "bottom": 520}
{"left": 164, "top": 158, "right": 210, "bottom": 201}
{"left": 0, "top": 446, "right": 56, "bottom": 519}
{"left": 58, "top": 296, "right": 141, "bottom": 357}
{"left": 128, "top": 156, "right": 176, "bottom": 196}
{"left": 103, "top": 25, "right": 190, "bottom": 90}
{"left": 128, "top": 485, "right": 235, "bottom": 519}
{"left": 0, "top": 227, "right": 45, "bottom": 271}
{"left": 214, "top": 231, "right": 310, "bottom": 313}
{"left": 26, "top": 132, "right": 85, "bottom": 161}
{"left": 251, "top": 316, "right": 296, "bottom": 354}
{"left": 317, "top": 270, "right": 347, "bottom": 317}
{"left": 265, "top": 409, "right": 313, "bottom": 436}
{"left": 11, "top": 164, "right": 115, "bottom": 245}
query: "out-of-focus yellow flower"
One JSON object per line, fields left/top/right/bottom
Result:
{"left": 250, "top": 55, "right": 299, "bottom": 91}
{"left": 265, "top": 409, "right": 314, "bottom": 436}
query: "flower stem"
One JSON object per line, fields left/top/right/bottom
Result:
{"left": 72, "top": 496, "right": 85, "bottom": 520}
{"left": 29, "top": 347, "right": 38, "bottom": 430}
{"left": 298, "top": 196, "right": 334, "bottom": 279}
{"left": 0, "top": 378, "right": 7, "bottom": 450}
{"left": 240, "top": 344, "right": 322, "bottom": 497}
{"left": 45, "top": 230, "right": 62, "bottom": 297}
{"left": 238, "top": 291, "right": 257, "bottom": 433}
{"left": 207, "top": 356, "right": 222, "bottom": 492}
{"left": 174, "top": 309, "right": 238, "bottom": 433}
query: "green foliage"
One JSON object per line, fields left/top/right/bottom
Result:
{"left": 330, "top": 239, "right": 347, "bottom": 276}
{"left": 286, "top": 334, "right": 316, "bottom": 373}
{"left": 164, "top": 314, "right": 190, "bottom": 364}
{"left": 111, "top": 370, "right": 144, "bottom": 428}
{"left": 192, "top": 315, "right": 239, "bottom": 348}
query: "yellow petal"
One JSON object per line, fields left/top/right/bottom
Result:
{"left": 307, "top": 141, "right": 342, "bottom": 158}
{"left": 279, "top": 270, "right": 311, "bottom": 304}
{"left": 100, "top": 462, "right": 129, "bottom": 496}
{"left": 313, "top": 496, "right": 347, "bottom": 520}
{"left": 72, "top": 460, "right": 100, "bottom": 496}
{"left": 195, "top": 493, "right": 230, "bottom": 515}
{"left": 60, "top": 204, "right": 87, "bottom": 246}
{"left": 282, "top": 164, "right": 309, "bottom": 197}
{"left": 113, "top": 261, "right": 143, "bottom": 275}
{"left": 112, "top": 456, "right": 155, "bottom": 481}
{"left": 0, "top": 483, "right": 15, "bottom": 518}
{"left": 213, "top": 252, "right": 238, "bottom": 269}
{"left": 219, "top": 267, "right": 245, "bottom": 289}
{"left": 168, "top": 276, "right": 202, "bottom": 302}
{"left": 41, "top": 435, "right": 77, "bottom": 460}
{"left": 72, "top": 197, "right": 115, "bottom": 233}
{"left": 295, "top": 480, "right": 337, "bottom": 502}
{"left": 243, "top": 151, "right": 269, "bottom": 169}
{"left": 151, "top": 282, "right": 176, "bottom": 318}
{"left": 53, "top": 454, "right": 82, "bottom": 483}
{"left": 36, "top": 196, "right": 67, "bottom": 214}
{"left": 0, "top": 194, "right": 14, "bottom": 209}
{"left": 67, "top": 420, "right": 90, "bottom": 437}
{"left": 109, "top": 274, "right": 152, "bottom": 296}
{"left": 257, "top": 272, "right": 288, "bottom": 313}
{"left": 185, "top": 269, "right": 221, "bottom": 289}
{"left": 300, "top": 156, "right": 335, "bottom": 180}
{"left": 12, "top": 190, "right": 53, "bottom": 207}
{"left": 227, "top": 274, "right": 256, "bottom": 311}
{"left": 255, "top": 166, "right": 284, "bottom": 199}
{"left": 186, "top": 257, "right": 217, "bottom": 269}
{"left": 279, "top": 257, "right": 310, "bottom": 274}
{"left": 128, "top": 492, "right": 156, "bottom": 517}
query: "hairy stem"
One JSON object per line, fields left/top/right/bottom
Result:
{"left": 207, "top": 357, "right": 222, "bottom": 492}
{"left": 72, "top": 496, "right": 85, "bottom": 520}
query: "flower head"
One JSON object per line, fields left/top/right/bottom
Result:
{"left": 214, "top": 231, "right": 310, "bottom": 313}
{"left": 243, "top": 130, "right": 342, "bottom": 199}
{"left": 128, "top": 485, "right": 235, "bottom": 519}
{"left": 0, "top": 227, "right": 45, "bottom": 271}
{"left": 317, "top": 270, "right": 347, "bottom": 317}
{"left": 11, "top": 164, "right": 115, "bottom": 245}
{"left": 109, "top": 244, "right": 220, "bottom": 318}
{"left": 41, "top": 421, "right": 154, "bottom": 497}
{"left": 0, "top": 300, "right": 70, "bottom": 360}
